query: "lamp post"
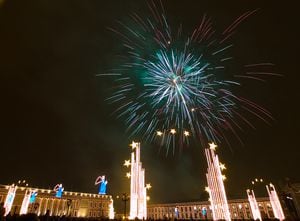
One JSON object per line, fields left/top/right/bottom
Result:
{"left": 121, "top": 193, "right": 130, "bottom": 219}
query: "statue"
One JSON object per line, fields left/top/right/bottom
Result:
{"left": 53, "top": 184, "right": 64, "bottom": 198}
{"left": 95, "top": 175, "right": 108, "bottom": 194}
{"left": 29, "top": 191, "right": 38, "bottom": 203}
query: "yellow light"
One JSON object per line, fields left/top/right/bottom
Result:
{"left": 191, "top": 108, "right": 195, "bottom": 112}
{"left": 219, "top": 163, "right": 226, "bottom": 170}
{"left": 124, "top": 160, "right": 131, "bottom": 167}
{"left": 156, "top": 131, "right": 163, "bottom": 136}
{"left": 146, "top": 196, "right": 150, "bottom": 201}
{"left": 222, "top": 175, "right": 227, "bottom": 181}
{"left": 260, "top": 179, "right": 263, "bottom": 182}
{"left": 209, "top": 142, "right": 217, "bottom": 150}
{"left": 146, "top": 183, "right": 152, "bottom": 189}
{"left": 205, "top": 186, "right": 210, "bottom": 192}
{"left": 183, "top": 131, "right": 190, "bottom": 137}
{"left": 255, "top": 178, "right": 258, "bottom": 182}
{"left": 126, "top": 172, "right": 131, "bottom": 178}
{"left": 170, "top": 129, "right": 176, "bottom": 134}
{"left": 131, "top": 141, "right": 137, "bottom": 149}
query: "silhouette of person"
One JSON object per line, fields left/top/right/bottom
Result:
{"left": 0, "top": 202, "right": 5, "bottom": 221}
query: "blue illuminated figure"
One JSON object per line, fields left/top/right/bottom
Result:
{"left": 201, "top": 207, "right": 207, "bottom": 218}
{"left": 95, "top": 175, "right": 108, "bottom": 195}
{"left": 29, "top": 191, "right": 38, "bottom": 203}
{"left": 54, "top": 184, "right": 64, "bottom": 198}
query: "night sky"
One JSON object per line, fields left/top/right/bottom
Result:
{"left": 0, "top": 0, "right": 299, "bottom": 212}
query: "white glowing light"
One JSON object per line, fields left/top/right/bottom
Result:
{"left": 183, "top": 131, "right": 190, "bottom": 136}
{"left": 156, "top": 131, "right": 163, "bottom": 136}
{"left": 126, "top": 172, "right": 131, "bottom": 178}
{"left": 131, "top": 141, "right": 137, "bottom": 149}
{"left": 219, "top": 163, "right": 226, "bottom": 170}
{"left": 124, "top": 160, "right": 131, "bottom": 167}
{"left": 209, "top": 142, "right": 217, "bottom": 151}
{"left": 146, "top": 183, "right": 152, "bottom": 190}
{"left": 170, "top": 129, "right": 176, "bottom": 134}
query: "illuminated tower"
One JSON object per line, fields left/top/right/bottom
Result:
{"left": 246, "top": 189, "right": 261, "bottom": 220}
{"left": 205, "top": 142, "right": 231, "bottom": 221}
{"left": 266, "top": 183, "right": 285, "bottom": 220}
{"left": 4, "top": 184, "right": 17, "bottom": 215}
{"left": 129, "top": 141, "right": 147, "bottom": 219}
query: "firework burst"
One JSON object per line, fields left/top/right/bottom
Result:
{"left": 100, "top": 1, "right": 277, "bottom": 154}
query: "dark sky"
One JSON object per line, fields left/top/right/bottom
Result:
{"left": 0, "top": 0, "right": 299, "bottom": 213}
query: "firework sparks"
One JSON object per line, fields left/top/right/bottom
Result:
{"left": 100, "top": 1, "right": 276, "bottom": 154}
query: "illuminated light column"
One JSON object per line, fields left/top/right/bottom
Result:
{"left": 246, "top": 189, "right": 262, "bottom": 220}
{"left": 20, "top": 189, "right": 32, "bottom": 215}
{"left": 205, "top": 142, "right": 231, "bottom": 221}
{"left": 109, "top": 199, "right": 115, "bottom": 219}
{"left": 4, "top": 184, "right": 18, "bottom": 215}
{"left": 266, "top": 183, "right": 285, "bottom": 220}
{"left": 129, "top": 141, "right": 147, "bottom": 219}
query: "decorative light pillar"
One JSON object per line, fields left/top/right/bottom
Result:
{"left": 109, "top": 199, "right": 115, "bottom": 219}
{"left": 4, "top": 184, "right": 18, "bottom": 215}
{"left": 266, "top": 183, "right": 285, "bottom": 220}
{"left": 246, "top": 189, "right": 262, "bottom": 220}
{"left": 129, "top": 141, "right": 147, "bottom": 219}
{"left": 205, "top": 142, "right": 231, "bottom": 221}
{"left": 20, "top": 189, "right": 32, "bottom": 215}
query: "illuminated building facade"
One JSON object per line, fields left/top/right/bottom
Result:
{"left": 129, "top": 141, "right": 147, "bottom": 219}
{"left": 205, "top": 143, "right": 231, "bottom": 220}
{"left": 0, "top": 184, "right": 114, "bottom": 218}
{"left": 147, "top": 197, "right": 277, "bottom": 220}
